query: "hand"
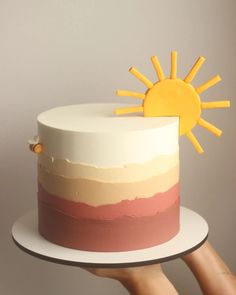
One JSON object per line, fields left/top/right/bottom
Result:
{"left": 83, "top": 263, "right": 163, "bottom": 282}
{"left": 182, "top": 241, "right": 236, "bottom": 295}
{"left": 83, "top": 264, "right": 179, "bottom": 295}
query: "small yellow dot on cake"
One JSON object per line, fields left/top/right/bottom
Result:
{"left": 33, "top": 144, "right": 43, "bottom": 154}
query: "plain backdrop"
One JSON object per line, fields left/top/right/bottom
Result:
{"left": 0, "top": 0, "right": 235, "bottom": 294}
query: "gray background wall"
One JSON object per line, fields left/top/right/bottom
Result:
{"left": 0, "top": 0, "right": 235, "bottom": 294}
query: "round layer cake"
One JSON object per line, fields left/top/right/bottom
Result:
{"left": 36, "top": 103, "right": 180, "bottom": 252}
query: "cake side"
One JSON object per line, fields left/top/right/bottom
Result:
{"left": 36, "top": 103, "right": 180, "bottom": 251}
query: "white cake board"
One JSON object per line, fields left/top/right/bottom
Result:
{"left": 12, "top": 207, "right": 208, "bottom": 268}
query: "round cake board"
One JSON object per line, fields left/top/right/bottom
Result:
{"left": 12, "top": 207, "right": 208, "bottom": 268}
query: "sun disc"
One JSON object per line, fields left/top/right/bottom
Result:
{"left": 144, "top": 79, "right": 201, "bottom": 135}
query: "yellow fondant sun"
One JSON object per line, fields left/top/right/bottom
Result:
{"left": 114, "top": 51, "right": 230, "bottom": 153}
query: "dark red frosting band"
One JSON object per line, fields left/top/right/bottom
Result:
{"left": 38, "top": 197, "right": 180, "bottom": 252}
{"left": 38, "top": 183, "right": 179, "bottom": 220}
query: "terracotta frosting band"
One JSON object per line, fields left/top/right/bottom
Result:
{"left": 38, "top": 198, "right": 180, "bottom": 252}
{"left": 38, "top": 183, "right": 179, "bottom": 220}
{"left": 38, "top": 164, "right": 179, "bottom": 205}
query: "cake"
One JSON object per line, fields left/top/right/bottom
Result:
{"left": 28, "top": 51, "right": 230, "bottom": 252}
{"left": 32, "top": 103, "right": 180, "bottom": 252}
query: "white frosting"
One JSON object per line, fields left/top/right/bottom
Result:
{"left": 37, "top": 103, "right": 179, "bottom": 167}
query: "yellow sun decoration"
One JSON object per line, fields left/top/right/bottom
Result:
{"left": 114, "top": 51, "right": 230, "bottom": 154}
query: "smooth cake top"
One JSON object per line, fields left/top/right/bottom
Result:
{"left": 37, "top": 103, "right": 178, "bottom": 132}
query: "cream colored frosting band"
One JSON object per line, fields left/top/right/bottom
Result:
{"left": 37, "top": 104, "right": 179, "bottom": 166}
{"left": 38, "top": 164, "right": 179, "bottom": 206}
{"left": 38, "top": 151, "right": 179, "bottom": 182}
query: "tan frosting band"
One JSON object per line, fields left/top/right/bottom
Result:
{"left": 38, "top": 164, "right": 179, "bottom": 206}
{"left": 38, "top": 151, "right": 178, "bottom": 182}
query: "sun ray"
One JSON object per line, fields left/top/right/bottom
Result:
{"left": 195, "top": 75, "right": 221, "bottom": 94}
{"left": 198, "top": 118, "right": 222, "bottom": 136}
{"left": 151, "top": 56, "right": 165, "bottom": 81}
{"left": 116, "top": 90, "right": 145, "bottom": 100}
{"left": 201, "top": 100, "right": 230, "bottom": 109}
{"left": 186, "top": 131, "right": 204, "bottom": 154}
{"left": 184, "top": 56, "right": 205, "bottom": 83}
{"left": 129, "top": 67, "right": 153, "bottom": 89}
{"left": 170, "top": 51, "right": 177, "bottom": 79}
{"left": 114, "top": 105, "right": 144, "bottom": 115}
